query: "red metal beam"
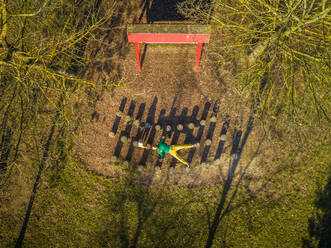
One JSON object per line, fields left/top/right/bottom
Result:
{"left": 128, "top": 33, "right": 210, "bottom": 44}
{"left": 127, "top": 32, "right": 210, "bottom": 72}
{"left": 135, "top": 43, "right": 141, "bottom": 72}
{"left": 195, "top": 43, "right": 203, "bottom": 72}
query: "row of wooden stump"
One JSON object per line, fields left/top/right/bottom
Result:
{"left": 108, "top": 110, "right": 228, "bottom": 171}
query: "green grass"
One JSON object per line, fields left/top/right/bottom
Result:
{"left": 18, "top": 161, "right": 112, "bottom": 248}
{"left": 0, "top": 142, "right": 329, "bottom": 248}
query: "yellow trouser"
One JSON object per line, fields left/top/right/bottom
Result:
{"left": 169, "top": 144, "right": 194, "bottom": 165}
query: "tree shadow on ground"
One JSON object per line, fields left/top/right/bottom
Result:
{"left": 13, "top": 0, "right": 136, "bottom": 245}
{"left": 85, "top": 0, "right": 134, "bottom": 92}
{"left": 204, "top": 71, "right": 277, "bottom": 247}
{"left": 302, "top": 173, "right": 331, "bottom": 248}
{"left": 205, "top": 113, "right": 262, "bottom": 248}
{"left": 0, "top": 126, "right": 12, "bottom": 172}
{"left": 15, "top": 112, "right": 59, "bottom": 248}
{"left": 92, "top": 171, "right": 168, "bottom": 248}
{"left": 91, "top": 168, "right": 217, "bottom": 247}
{"left": 139, "top": 0, "right": 188, "bottom": 23}
{"left": 92, "top": 108, "right": 266, "bottom": 247}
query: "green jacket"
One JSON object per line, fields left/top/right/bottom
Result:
{"left": 158, "top": 137, "right": 170, "bottom": 159}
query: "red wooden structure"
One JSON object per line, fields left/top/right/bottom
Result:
{"left": 127, "top": 24, "right": 211, "bottom": 72}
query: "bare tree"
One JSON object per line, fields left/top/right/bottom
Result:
{"left": 0, "top": 0, "right": 116, "bottom": 175}
{"left": 179, "top": 0, "right": 330, "bottom": 121}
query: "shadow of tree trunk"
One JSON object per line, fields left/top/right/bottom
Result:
{"left": 15, "top": 112, "right": 59, "bottom": 248}
{"left": 205, "top": 114, "right": 255, "bottom": 248}
{"left": 130, "top": 185, "right": 159, "bottom": 248}
{"left": 95, "top": 172, "right": 165, "bottom": 248}
{"left": 0, "top": 126, "right": 12, "bottom": 172}
{"left": 205, "top": 70, "right": 269, "bottom": 248}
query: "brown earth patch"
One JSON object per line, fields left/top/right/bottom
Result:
{"left": 75, "top": 43, "right": 262, "bottom": 187}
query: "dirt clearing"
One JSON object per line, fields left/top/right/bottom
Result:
{"left": 75, "top": 42, "right": 262, "bottom": 187}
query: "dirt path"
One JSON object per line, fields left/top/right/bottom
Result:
{"left": 75, "top": 43, "right": 252, "bottom": 187}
